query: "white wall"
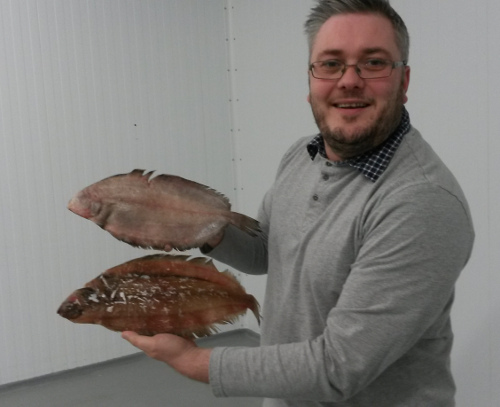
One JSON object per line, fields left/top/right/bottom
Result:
{"left": 227, "top": 0, "right": 317, "bottom": 331}
{"left": 0, "top": 0, "right": 235, "bottom": 385}
{"left": 1, "top": 1, "right": 499, "bottom": 406}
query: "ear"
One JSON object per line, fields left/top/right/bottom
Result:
{"left": 402, "top": 65, "right": 411, "bottom": 104}
{"left": 307, "top": 70, "right": 312, "bottom": 104}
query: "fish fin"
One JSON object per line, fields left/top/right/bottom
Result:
{"left": 131, "top": 169, "right": 147, "bottom": 176}
{"left": 146, "top": 253, "right": 191, "bottom": 262}
{"left": 220, "top": 312, "right": 245, "bottom": 325}
{"left": 187, "top": 256, "right": 217, "bottom": 267}
{"left": 185, "top": 257, "right": 246, "bottom": 292}
{"left": 118, "top": 238, "right": 197, "bottom": 252}
{"left": 103, "top": 253, "right": 191, "bottom": 277}
{"left": 102, "top": 253, "right": 246, "bottom": 292}
{"left": 176, "top": 325, "right": 219, "bottom": 339}
{"left": 230, "top": 212, "right": 261, "bottom": 237}
{"left": 221, "top": 270, "right": 242, "bottom": 287}
{"left": 248, "top": 295, "right": 262, "bottom": 325}
{"left": 149, "top": 173, "right": 231, "bottom": 209}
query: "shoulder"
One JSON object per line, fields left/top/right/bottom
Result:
{"left": 365, "top": 126, "right": 474, "bottom": 239}
{"left": 274, "top": 135, "right": 316, "bottom": 177}
{"left": 281, "top": 135, "right": 314, "bottom": 161}
{"left": 378, "top": 127, "right": 470, "bottom": 210}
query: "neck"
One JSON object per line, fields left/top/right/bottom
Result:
{"left": 324, "top": 143, "right": 344, "bottom": 162}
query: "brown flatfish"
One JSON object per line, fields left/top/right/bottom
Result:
{"left": 57, "top": 254, "right": 260, "bottom": 338}
{"left": 67, "top": 169, "right": 260, "bottom": 251}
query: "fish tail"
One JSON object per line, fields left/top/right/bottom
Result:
{"left": 230, "top": 212, "right": 261, "bottom": 237}
{"left": 247, "top": 295, "right": 261, "bottom": 325}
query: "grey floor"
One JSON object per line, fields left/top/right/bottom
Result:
{"left": 0, "top": 329, "right": 263, "bottom": 407}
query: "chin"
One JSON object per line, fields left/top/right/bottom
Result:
{"left": 328, "top": 121, "right": 375, "bottom": 142}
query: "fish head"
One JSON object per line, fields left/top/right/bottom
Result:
{"left": 68, "top": 189, "right": 103, "bottom": 221}
{"left": 57, "top": 287, "right": 101, "bottom": 322}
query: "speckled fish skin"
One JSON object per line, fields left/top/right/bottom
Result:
{"left": 57, "top": 254, "right": 260, "bottom": 338}
{"left": 67, "top": 169, "right": 260, "bottom": 251}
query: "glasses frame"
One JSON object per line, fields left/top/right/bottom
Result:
{"left": 309, "top": 59, "right": 406, "bottom": 80}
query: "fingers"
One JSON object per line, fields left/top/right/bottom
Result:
{"left": 120, "top": 331, "right": 210, "bottom": 382}
{"left": 121, "top": 331, "right": 137, "bottom": 342}
{"left": 122, "top": 331, "right": 168, "bottom": 361}
{"left": 121, "top": 331, "right": 148, "bottom": 349}
{"left": 121, "top": 331, "right": 190, "bottom": 357}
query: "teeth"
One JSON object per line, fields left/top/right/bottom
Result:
{"left": 336, "top": 103, "right": 368, "bottom": 108}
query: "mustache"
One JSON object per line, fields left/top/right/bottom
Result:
{"left": 330, "top": 92, "right": 374, "bottom": 103}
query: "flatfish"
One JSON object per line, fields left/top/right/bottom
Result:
{"left": 67, "top": 169, "right": 260, "bottom": 251}
{"left": 57, "top": 254, "right": 260, "bottom": 338}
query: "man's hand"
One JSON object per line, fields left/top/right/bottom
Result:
{"left": 122, "top": 331, "right": 211, "bottom": 383}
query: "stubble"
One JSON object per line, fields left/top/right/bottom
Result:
{"left": 310, "top": 84, "right": 406, "bottom": 160}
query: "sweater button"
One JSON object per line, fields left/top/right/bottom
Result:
{"left": 322, "top": 174, "right": 329, "bottom": 181}
{"left": 326, "top": 162, "right": 333, "bottom": 167}
{"left": 313, "top": 194, "right": 319, "bottom": 201}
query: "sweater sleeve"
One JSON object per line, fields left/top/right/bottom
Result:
{"left": 206, "top": 136, "right": 305, "bottom": 274}
{"left": 204, "top": 223, "right": 268, "bottom": 275}
{"left": 203, "top": 162, "right": 277, "bottom": 275}
{"left": 208, "top": 184, "right": 474, "bottom": 402}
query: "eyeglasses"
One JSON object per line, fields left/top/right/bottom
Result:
{"left": 309, "top": 58, "right": 406, "bottom": 80}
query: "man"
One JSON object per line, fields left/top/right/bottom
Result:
{"left": 123, "top": 1, "right": 474, "bottom": 406}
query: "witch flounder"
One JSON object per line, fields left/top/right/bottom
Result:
{"left": 57, "top": 254, "right": 261, "bottom": 339}
{"left": 68, "top": 170, "right": 260, "bottom": 251}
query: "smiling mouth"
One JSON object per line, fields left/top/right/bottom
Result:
{"left": 334, "top": 102, "right": 369, "bottom": 109}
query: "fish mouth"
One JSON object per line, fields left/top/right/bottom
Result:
{"left": 67, "top": 197, "right": 91, "bottom": 219}
{"left": 57, "top": 300, "right": 84, "bottom": 320}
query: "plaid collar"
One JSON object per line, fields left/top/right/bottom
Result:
{"left": 307, "top": 107, "right": 411, "bottom": 182}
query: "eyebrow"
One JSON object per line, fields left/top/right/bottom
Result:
{"left": 315, "top": 47, "right": 393, "bottom": 60}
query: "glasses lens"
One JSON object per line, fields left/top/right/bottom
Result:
{"left": 311, "top": 60, "right": 398, "bottom": 79}
{"left": 359, "top": 59, "right": 391, "bottom": 79}
{"left": 312, "top": 61, "right": 343, "bottom": 79}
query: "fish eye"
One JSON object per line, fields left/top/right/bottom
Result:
{"left": 79, "top": 287, "right": 100, "bottom": 301}
{"left": 90, "top": 201, "right": 102, "bottom": 216}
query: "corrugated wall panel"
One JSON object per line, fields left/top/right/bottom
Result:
{"left": 0, "top": 0, "right": 232, "bottom": 385}
{"left": 228, "top": 0, "right": 316, "bottom": 333}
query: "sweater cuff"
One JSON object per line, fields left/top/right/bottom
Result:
{"left": 209, "top": 347, "right": 227, "bottom": 398}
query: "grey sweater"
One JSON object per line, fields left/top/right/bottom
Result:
{"left": 207, "top": 127, "right": 474, "bottom": 406}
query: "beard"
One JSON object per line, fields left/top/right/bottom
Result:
{"left": 310, "top": 84, "right": 406, "bottom": 160}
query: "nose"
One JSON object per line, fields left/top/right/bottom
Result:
{"left": 336, "top": 64, "right": 365, "bottom": 89}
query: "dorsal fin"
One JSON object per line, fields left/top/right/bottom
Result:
{"left": 149, "top": 173, "right": 231, "bottom": 209}
{"left": 101, "top": 254, "right": 245, "bottom": 292}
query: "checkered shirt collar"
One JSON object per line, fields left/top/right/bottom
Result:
{"left": 307, "top": 107, "right": 411, "bottom": 182}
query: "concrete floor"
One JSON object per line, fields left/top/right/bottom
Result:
{"left": 0, "top": 329, "right": 263, "bottom": 407}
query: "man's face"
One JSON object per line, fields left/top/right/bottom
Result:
{"left": 308, "top": 13, "right": 410, "bottom": 161}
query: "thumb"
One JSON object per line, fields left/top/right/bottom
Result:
{"left": 121, "top": 331, "right": 138, "bottom": 342}
{"left": 121, "top": 331, "right": 149, "bottom": 349}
